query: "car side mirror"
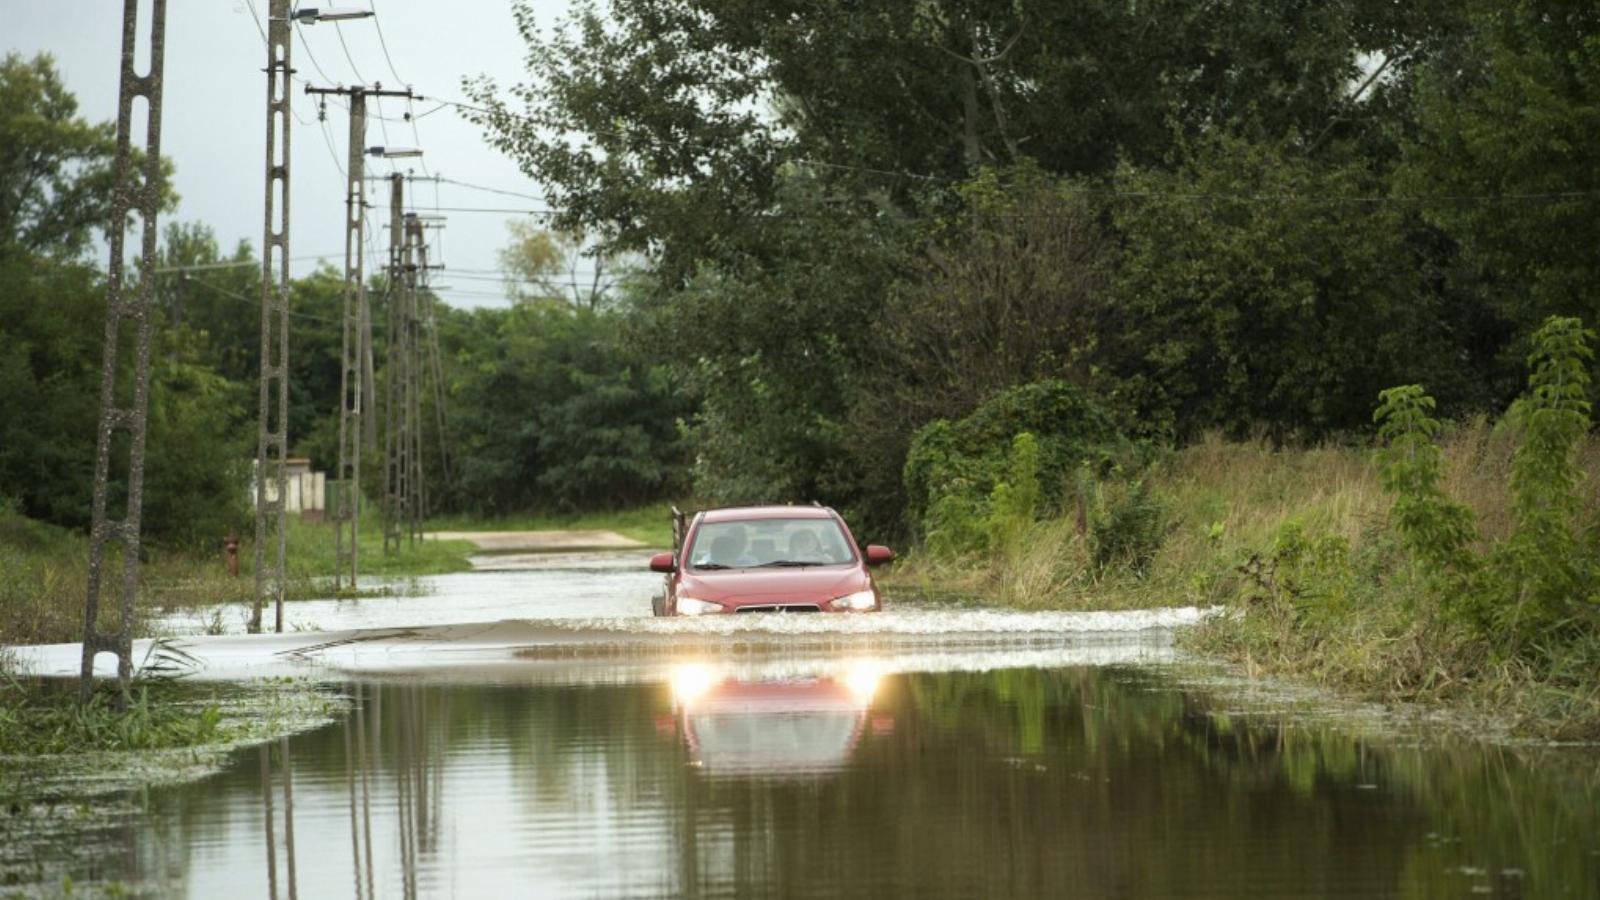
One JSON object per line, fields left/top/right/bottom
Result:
{"left": 864, "top": 545, "right": 895, "bottom": 566}
{"left": 649, "top": 551, "right": 676, "bottom": 573}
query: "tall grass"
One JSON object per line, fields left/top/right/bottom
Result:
{"left": 887, "top": 433, "right": 1384, "bottom": 610}
{"left": 1185, "top": 424, "right": 1600, "bottom": 739}
{"left": 888, "top": 423, "right": 1600, "bottom": 738}
{"left": 0, "top": 512, "right": 103, "bottom": 647}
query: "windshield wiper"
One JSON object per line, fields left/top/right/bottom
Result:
{"left": 754, "top": 559, "right": 821, "bottom": 568}
{"left": 693, "top": 563, "right": 732, "bottom": 570}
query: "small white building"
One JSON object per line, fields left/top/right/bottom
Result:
{"left": 251, "top": 458, "right": 327, "bottom": 519}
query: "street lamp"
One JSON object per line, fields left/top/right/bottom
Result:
{"left": 293, "top": 7, "right": 375, "bottom": 23}
{"left": 368, "top": 146, "right": 423, "bottom": 158}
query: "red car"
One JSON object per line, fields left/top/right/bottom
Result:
{"left": 648, "top": 506, "right": 894, "bottom": 615}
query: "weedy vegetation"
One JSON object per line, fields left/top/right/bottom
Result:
{"left": 889, "top": 318, "right": 1600, "bottom": 738}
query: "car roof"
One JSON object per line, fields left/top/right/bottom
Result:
{"left": 700, "top": 505, "right": 836, "bottom": 523}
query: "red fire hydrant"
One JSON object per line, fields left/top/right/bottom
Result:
{"left": 224, "top": 534, "right": 241, "bottom": 577}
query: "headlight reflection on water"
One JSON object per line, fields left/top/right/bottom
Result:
{"left": 670, "top": 663, "right": 720, "bottom": 707}
{"left": 843, "top": 662, "right": 884, "bottom": 706}
{"left": 668, "top": 660, "right": 887, "bottom": 709}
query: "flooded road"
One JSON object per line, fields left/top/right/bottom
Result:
{"left": 34, "top": 658, "right": 1600, "bottom": 898}
{"left": 154, "top": 551, "right": 664, "bottom": 635}
{"left": 11, "top": 556, "right": 1600, "bottom": 897}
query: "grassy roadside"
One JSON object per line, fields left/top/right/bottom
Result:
{"left": 424, "top": 500, "right": 681, "bottom": 548}
{"left": 883, "top": 426, "right": 1600, "bottom": 741}
{"left": 0, "top": 509, "right": 478, "bottom": 648}
{"left": 0, "top": 498, "right": 687, "bottom": 650}
{"left": 281, "top": 515, "right": 475, "bottom": 581}
{"left": 0, "top": 672, "right": 344, "bottom": 892}
{"left": 882, "top": 434, "right": 1388, "bottom": 612}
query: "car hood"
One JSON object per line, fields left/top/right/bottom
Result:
{"left": 679, "top": 566, "right": 869, "bottom": 603}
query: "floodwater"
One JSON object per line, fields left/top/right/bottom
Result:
{"left": 13, "top": 557, "right": 1600, "bottom": 898}
{"left": 154, "top": 551, "right": 664, "bottom": 635}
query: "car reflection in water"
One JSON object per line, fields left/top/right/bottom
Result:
{"left": 662, "top": 662, "right": 893, "bottom": 777}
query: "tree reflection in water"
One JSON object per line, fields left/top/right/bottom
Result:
{"left": 109, "top": 666, "right": 1600, "bottom": 897}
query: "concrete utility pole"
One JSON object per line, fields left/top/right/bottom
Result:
{"left": 383, "top": 174, "right": 412, "bottom": 556}
{"left": 307, "top": 84, "right": 416, "bottom": 589}
{"left": 253, "top": 0, "right": 293, "bottom": 635}
{"left": 388, "top": 215, "right": 427, "bottom": 548}
{"left": 424, "top": 283, "right": 453, "bottom": 493}
{"left": 376, "top": 174, "right": 454, "bottom": 499}
{"left": 336, "top": 88, "right": 366, "bottom": 591}
{"left": 403, "top": 219, "right": 422, "bottom": 538}
{"left": 81, "top": 0, "right": 167, "bottom": 706}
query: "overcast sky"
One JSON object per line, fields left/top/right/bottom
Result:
{"left": 6, "top": 1, "right": 575, "bottom": 308}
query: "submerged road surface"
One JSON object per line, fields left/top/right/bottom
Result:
{"left": 6, "top": 551, "right": 1599, "bottom": 898}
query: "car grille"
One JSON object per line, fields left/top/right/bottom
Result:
{"left": 734, "top": 604, "right": 822, "bottom": 613}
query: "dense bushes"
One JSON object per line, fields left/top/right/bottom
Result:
{"left": 903, "top": 381, "right": 1124, "bottom": 539}
{"left": 901, "top": 381, "right": 1171, "bottom": 576}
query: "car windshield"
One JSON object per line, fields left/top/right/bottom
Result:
{"left": 688, "top": 517, "right": 854, "bottom": 569}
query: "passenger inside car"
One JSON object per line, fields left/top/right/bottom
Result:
{"left": 788, "top": 530, "right": 823, "bottom": 562}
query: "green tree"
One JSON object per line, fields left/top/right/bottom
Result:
{"left": 1374, "top": 317, "right": 1599, "bottom": 649}
{"left": 470, "top": 0, "right": 1443, "bottom": 265}
{"left": 0, "top": 251, "right": 102, "bottom": 525}
{"left": 153, "top": 222, "right": 260, "bottom": 384}
{"left": 445, "top": 299, "right": 685, "bottom": 512}
{"left": 1108, "top": 133, "right": 1474, "bottom": 440}
{"left": 498, "top": 220, "right": 634, "bottom": 310}
{"left": 0, "top": 52, "right": 173, "bottom": 258}
{"left": 1399, "top": 0, "right": 1600, "bottom": 357}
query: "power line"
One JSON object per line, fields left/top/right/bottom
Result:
{"left": 292, "top": 19, "right": 341, "bottom": 86}
{"left": 317, "top": 114, "right": 347, "bottom": 179}
{"left": 185, "top": 274, "right": 343, "bottom": 327}
{"left": 435, "top": 94, "right": 1600, "bottom": 207}
{"left": 411, "top": 192, "right": 1600, "bottom": 217}
{"left": 405, "top": 204, "right": 558, "bottom": 215}
{"left": 373, "top": 94, "right": 399, "bottom": 174}
{"left": 154, "top": 254, "right": 345, "bottom": 273}
{"left": 429, "top": 287, "right": 515, "bottom": 299}
{"left": 369, "top": 1, "right": 408, "bottom": 86}
{"left": 332, "top": 21, "right": 367, "bottom": 84}
{"left": 433, "top": 176, "right": 546, "bottom": 203}
{"left": 443, "top": 271, "right": 612, "bottom": 284}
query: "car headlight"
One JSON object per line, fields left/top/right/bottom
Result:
{"left": 676, "top": 596, "right": 724, "bottom": 616}
{"left": 831, "top": 589, "right": 877, "bottom": 611}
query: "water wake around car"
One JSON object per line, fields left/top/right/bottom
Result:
{"left": 568, "top": 605, "right": 1216, "bottom": 636}
{"left": 11, "top": 606, "right": 1217, "bottom": 682}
